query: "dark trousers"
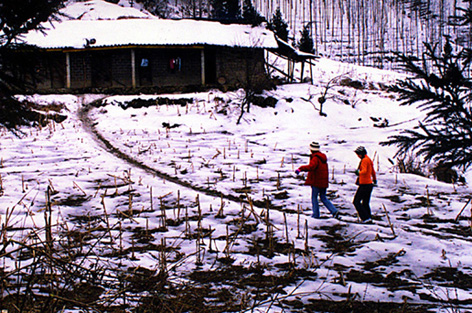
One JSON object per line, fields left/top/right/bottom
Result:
{"left": 353, "top": 184, "right": 374, "bottom": 221}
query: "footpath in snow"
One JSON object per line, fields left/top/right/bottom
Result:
{"left": 1, "top": 59, "right": 471, "bottom": 312}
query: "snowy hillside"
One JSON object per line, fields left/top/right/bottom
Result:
{"left": 1, "top": 58, "right": 472, "bottom": 312}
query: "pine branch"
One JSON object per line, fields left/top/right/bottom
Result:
{"left": 384, "top": 34, "right": 472, "bottom": 170}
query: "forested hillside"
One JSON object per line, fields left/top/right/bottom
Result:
{"left": 116, "top": 0, "right": 471, "bottom": 69}
{"left": 253, "top": 0, "right": 469, "bottom": 68}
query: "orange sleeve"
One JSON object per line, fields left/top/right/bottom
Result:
{"left": 359, "top": 156, "right": 375, "bottom": 184}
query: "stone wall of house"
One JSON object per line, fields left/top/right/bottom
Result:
{"left": 70, "top": 52, "right": 92, "bottom": 89}
{"left": 35, "top": 52, "right": 66, "bottom": 89}
{"left": 6, "top": 51, "right": 66, "bottom": 91}
{"left": 215, "top": 47, "right": 269, "bottom": 91}
{"left": 140, "top": 48, "right": 202, "bottom": 87}
{"left": 30, "top": 46, "right": 270, "bottom": 93}
{"left": 111, "top": 50, "right": 133, "bottom": 87}
{"left": 69, "top": 50, "right": 133, "bottom": 89}
{"left": 67, "top": 48, "right": 203, "bottom": 90}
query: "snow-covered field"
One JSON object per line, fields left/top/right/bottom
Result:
{"left": 2, "top": 58, "right": 472, "bottom": 312}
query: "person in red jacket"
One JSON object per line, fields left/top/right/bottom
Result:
{"left": 296, "top": 142, "right": 339, "bottom": 219}
{"left": 353, "top": 146, "right": 377, "bottom": 223}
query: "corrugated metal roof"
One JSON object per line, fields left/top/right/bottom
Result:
{"left": 22, "top": 18, "right": 278, "bottom": 50}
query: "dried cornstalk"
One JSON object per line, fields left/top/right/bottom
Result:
{"left": 304, "top": 220, "right": 309, "bottom": 252}
{"left": 185, "top": 207, "right": 189, "bottom": 237}
{"left": 245, "top": 193, "right": 262, "bottom": 224}
{"left": 196, "top": 195, "right": 202, "bottom": 230}
{"left": 381, "top": 204, "right": 396, "bottom": 237}
{"left": 426, "top": 186, "right": 432, "bottom": 215}
{"left": 284, "top": 213, "right": 289, "bottom": 244}
{"left": 196, "top": 237, "right": 202, "bottom": 265}
{"left": 22, "top": 175, "right": 25, "bottom": 193}
{"left": 208, "top": 226, "right": 213, "bottom": 252}
{"left": 216, "top": 195, "right": 225, "bottom": 218}
{"left": 45, "top": 186, "right": 53, "bottom": 250}
{"left": 160, "top": 237, "right": 167, "bottom": 272}
{"left": 101, "top": 192, "right": 114, "bottom": 243}
{"left": 224, "top": 205, "right": 252, "bottom": 255}
{"left": 150, "top": 187, "right": 153, "bottom": 211}
{"left": 176, "top": 190, "right": 181, "bottom": 221}
{"left": 160, "top": 198, "right": 167, "bottom": 231}
{"left": 225, "top": 224, "right": 230, "bottom": 257}
{"left": 73, "top": 181, "right": 86, "bottom": 196}
{"left": 265, "top": 205, "right": 270, "bottom": 242}
{"left": 297, "top": 204, "right": 301, "bottom": 239}
{"left": 455, "top": 198, "right": 471, "bottom": 222}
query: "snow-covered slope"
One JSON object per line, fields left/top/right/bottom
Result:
{"left": 2, "top": 58, "right": 471, "bottom": 311}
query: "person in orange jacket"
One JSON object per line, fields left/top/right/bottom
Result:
{"left": 296, "top": 141, "right": 339, "bottom": 219}
{"left": 353, "top": 146, "right": 377, "bottom": 223}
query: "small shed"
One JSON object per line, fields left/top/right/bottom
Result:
{"left": 18, "top": 1, "right": 278, "bottom": 93}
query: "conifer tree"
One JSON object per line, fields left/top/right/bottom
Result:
{"left": 268, "top": 8, "right": 289, "bottom": 42}
{"left": 242, "top": 0, "right": 265, "bottom": 26}
{"left": 297, "top": 23, "right": 314, "bottom": 54}
{"left": 381, "top": 38, "right": 472, "bottom": 169}
{"left": 0, "top": 0, "right": 64, "bottom": 129}
{"left": 135, "top": 0, "right": 170, "bottom": 18}
{"left": 210, "top": 0, "right": 241, "bottom": 22}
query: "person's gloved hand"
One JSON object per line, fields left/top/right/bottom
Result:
{"left": 355, "top": 169, "right": 359, "bottom": 176}
{"left": 295, "top": 169, "right": 300, "bottom": 175}
{"left": 373, "top": 179, "right": 378, "bottom": 186}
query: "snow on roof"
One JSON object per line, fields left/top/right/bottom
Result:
{"left": 23, "top": 18, "right": 278, "bottom": 50}
{"left": 21, "top": 0, "right": 277, "bottom": 50}
{"left": 60, "top": 0, "right": 154, "bottom": 20}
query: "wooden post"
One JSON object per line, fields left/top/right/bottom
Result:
{"left": 201, "top": 49, "right": 205, "bottom": 86}
{"left": 66, "top": 52, "right": 71, "bottom": 89}
{"left": 131, "top": 49, "right": 136, "bottom": 88}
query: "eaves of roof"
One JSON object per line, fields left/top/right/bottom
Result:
{"left": 22, "top": 19, "right": 278, "bottom": 51}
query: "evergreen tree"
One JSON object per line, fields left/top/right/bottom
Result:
{"left": 135, "top": 0, "right": 171, "bottom": 18}
{"left": 210, "top": 0, "right": 241, "bottom": 22}
{"left": 297, "top": 23, "right": 314, "bottom": 54}
{"left": 225, "top": 0, "right": 240, "bottom": 21}
{"left": 268, "top": 8, "right": 289, "bottom": 42}
{"left": 0, "top": 0, "right": 64, "bottom": 129}
{"left": 242, "top": 0, "right": 265, "bottom": 26}
{"left": 381, "top": 38, "right": 472, "bottom": 169}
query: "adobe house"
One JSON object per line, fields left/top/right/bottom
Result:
{"left": 18, "top": 11, "right": 278, "bottom": 94}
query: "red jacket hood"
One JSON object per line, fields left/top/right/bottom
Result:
{"left": 311, "top": 152, "right": 327, "bottom": 163}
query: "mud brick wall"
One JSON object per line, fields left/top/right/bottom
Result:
{"left": 141, "top": 48, "right": 202, "bottom": 87}
{"left": 215, "top": 47, "right": 267, "bottom": 90}
{"left": 111, "top": 50, "right": 133, "bottom": 88}
{"left": 70, "top": 52, "right": 92, "bottom": 89}
{"left": 35, "top": 52, "right": 66, "bottom": 90}
{"left": 29, "top": 46, "right": 269, "bottom": 92}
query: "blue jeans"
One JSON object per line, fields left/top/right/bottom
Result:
{"left": 311, "top": 186, "right": 338, "bottom": 218}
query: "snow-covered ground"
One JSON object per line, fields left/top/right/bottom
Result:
{"left": 2, "top": 58, "right": 472, "bottom": 312}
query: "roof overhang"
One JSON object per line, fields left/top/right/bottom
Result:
{"left": 20, "top": 19, "right": 278, "bottom": 51}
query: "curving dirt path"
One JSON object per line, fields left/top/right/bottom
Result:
{"left": 78, "top": 100, "right": 261, "bottom": 208}
{"left": 78, "top": 100, "right": 472, "bottom": 243}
